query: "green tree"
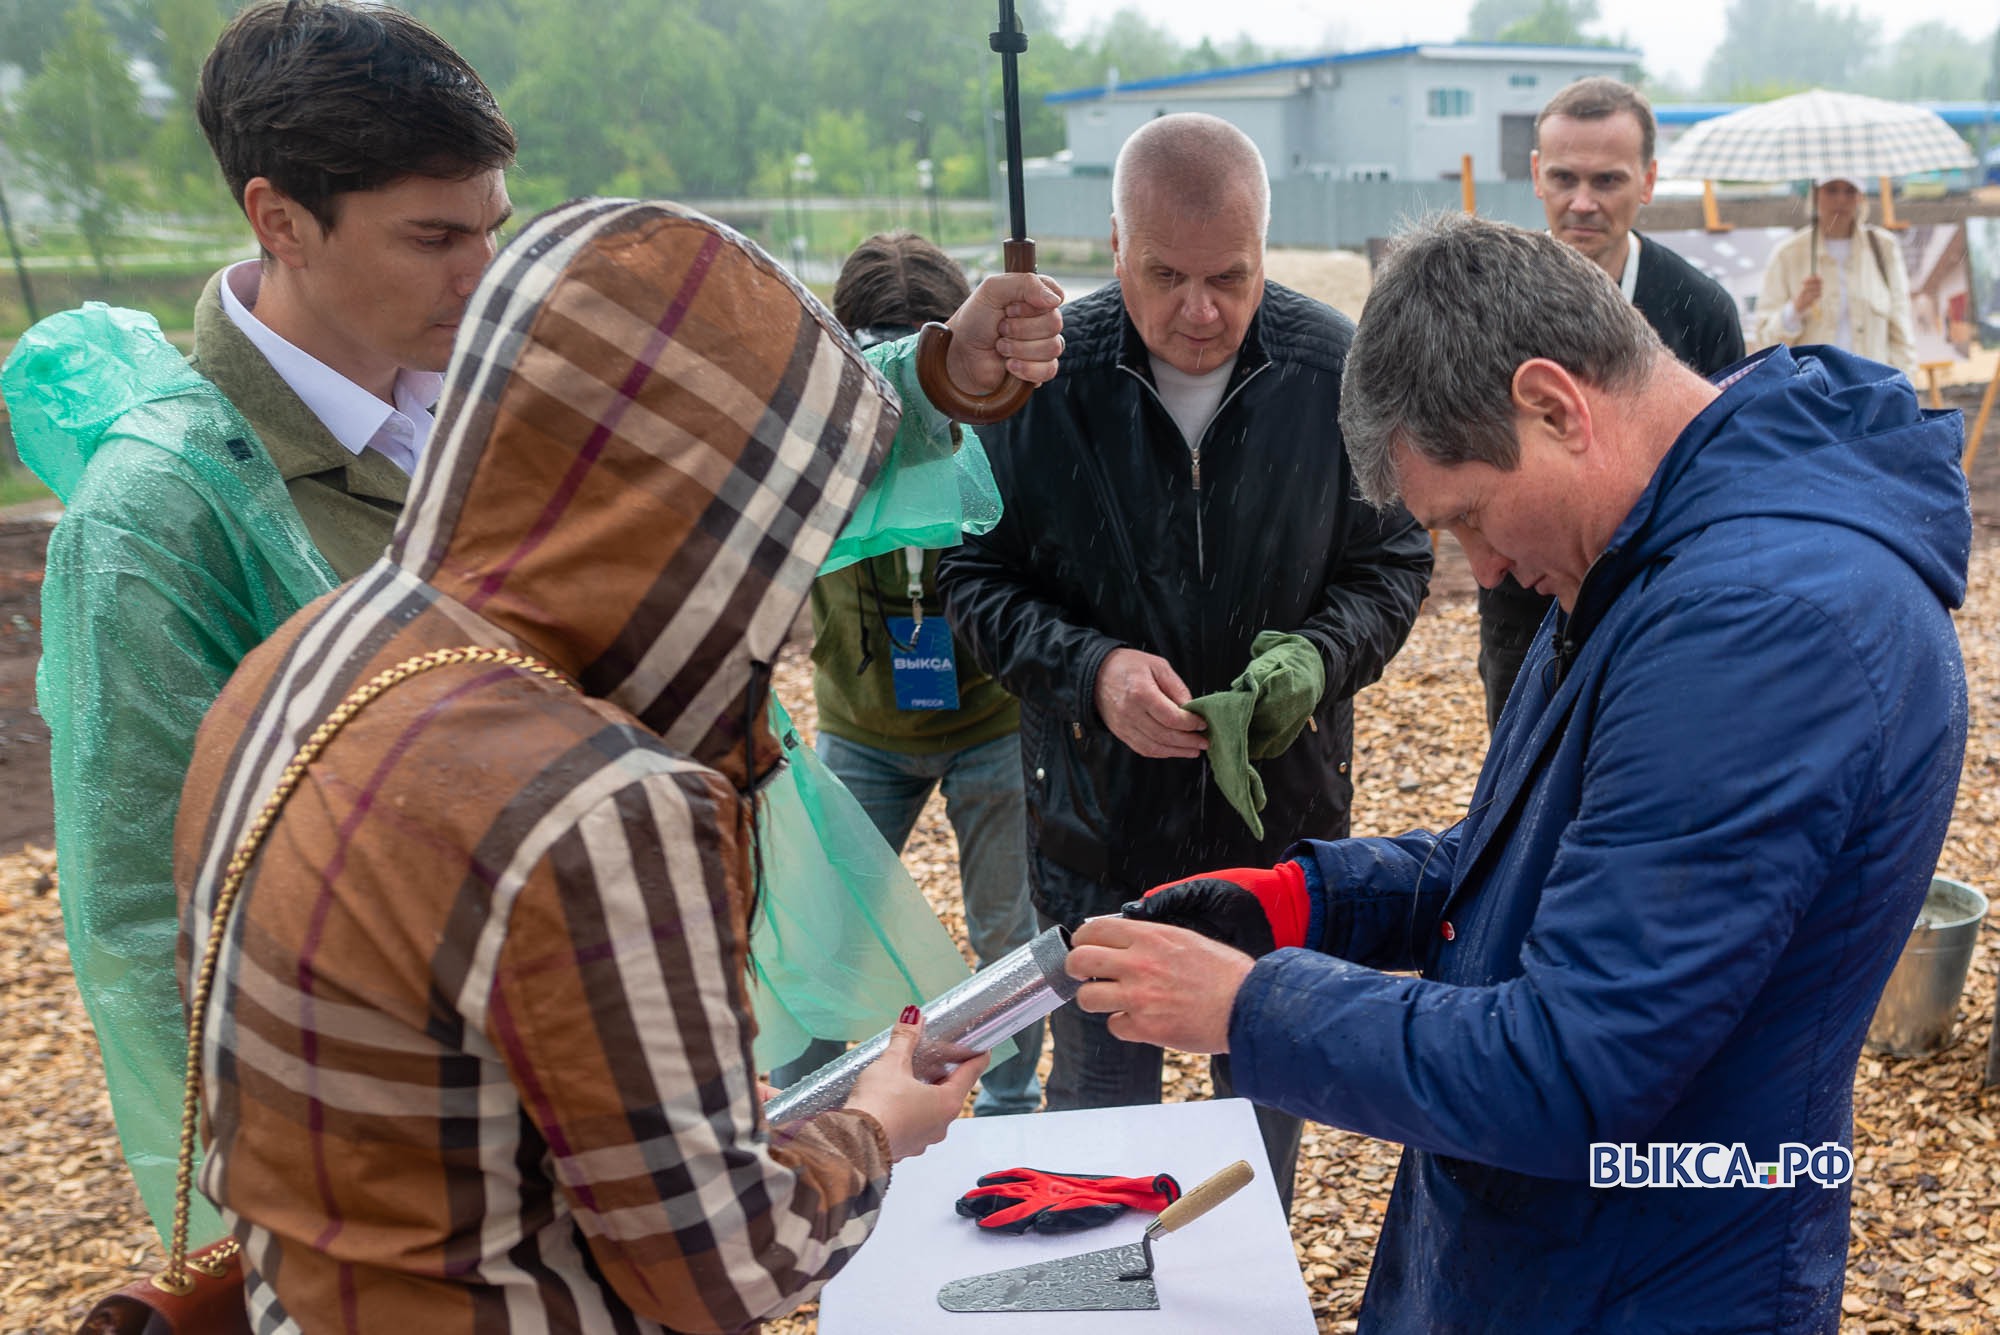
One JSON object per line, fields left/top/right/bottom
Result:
{"left": 0, "top": 0, "right": 80, "bottom": 75}
{"left": 145, "top": 0, "right": 227, "bottom": 211}
{"left": 396, "top": 0, "right": 528, "bottom": 93}
{"left": 703, "top": 0, "right": 818, "bottom": 193}
{"left": 802, "top": 109, "right": 898, "bottom": 196}
{"left": 18, "top": 0, "right": 147, "bottom": 274}
{"left": 0, "top": 0, "right": 150, "bottom": 74}
{"left": 807, "top": 0, "right": 990, "bottom": 165}
{"left": 1494, "top": 1, "right": 1606, "bottom": 46}
{"left": 1861, "top": 20, "right": 1994, "bottom": 102}
{"left": 502, "top": 0, "right": 741, "bottom": 206}
{"left": 1701, "top": 0, "right": 1880, "bottom": 99}
{"left": 1077, "top": 8, "right": 1187, "bottom": 84}
{"left": 1464, "top": 0, "right": 1544, "bottom": 40}
{"left": 102, "top": 0, "right": 1284, "bottom": 222}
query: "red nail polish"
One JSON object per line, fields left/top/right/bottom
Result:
{"left": 900, "top": 1005, "right": 921, "bottom": 1025}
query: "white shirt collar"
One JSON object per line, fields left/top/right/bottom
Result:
{"left": 1616, "top": 231, "right": 1643, "bottom": 305}
{"left": 220, "top": 260, "right": 440, "bottom": 474}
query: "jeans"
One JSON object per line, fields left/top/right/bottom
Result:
{"left": 769, "top": 731, "right": 1043, "bottom": 1116}
{"left": 1044, "top": 975, "right": 1303, "bottom": 1213}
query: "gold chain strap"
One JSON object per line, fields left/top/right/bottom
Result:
{"left": 158, "top": 646, "right": 575, "bottom": 1295}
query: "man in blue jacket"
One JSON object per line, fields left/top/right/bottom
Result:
{"left": 1068, "top": 213, "right": 1970, "bottom": 1332}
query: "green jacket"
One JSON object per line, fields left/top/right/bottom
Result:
{"left": 809, "top": 544, "right": 1018, "bottom": 755}
{"left": 190, "top": 271, "right": 410, "bottom": 579}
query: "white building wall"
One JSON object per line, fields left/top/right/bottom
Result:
{"left": 1323, "top": 61, "right": 1411, "bottom": 178}
{"left": 1062, "top": 94, "right": 1294, "bottom": 180}
{"left": 1056, "top": 47, "right": 1639, "bottom": 188}
{"left": 1394, "top": 55, "right": 1626, "bottom": 180}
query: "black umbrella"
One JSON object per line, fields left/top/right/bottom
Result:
{"left": 915, "top": 0, "right": 1039, "bottom": 425}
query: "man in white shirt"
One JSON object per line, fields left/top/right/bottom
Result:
{"left": 191, "top": 0, "right": 516, "bottom": 577}
{"left": 22, "top": 0, "right": 514, "bottom": 1246}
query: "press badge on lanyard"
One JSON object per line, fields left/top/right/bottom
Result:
{"left": 889, "top": 546, "right": 958, "bottom": 711}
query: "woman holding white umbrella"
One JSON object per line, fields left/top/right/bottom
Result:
{"left": 1755, "top": 174, "right": 1916, "bottom": 373}
{"left": 1656, "top": 88, "right": 1971, "bottom": 379}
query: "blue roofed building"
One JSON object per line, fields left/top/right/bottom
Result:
{"left": 1049, "top": 42, "right": 1642, "bottom": 185}
{"left": 1028, "top": 44, "right": 1992, "bottom": 248}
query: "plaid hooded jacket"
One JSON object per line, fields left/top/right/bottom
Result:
{"left": 176, "top": 200, "right": 906, "bottom": 1333}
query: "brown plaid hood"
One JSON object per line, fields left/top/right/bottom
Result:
{"left": 175, "top": 202, "right": 911, "bottom": 1333}
{"left": 392, "top": 198, "right": 899, "bottom": 783}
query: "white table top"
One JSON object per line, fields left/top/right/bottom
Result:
{"left": 818, "top": 1098, "right": 1316, "bottom": 1334}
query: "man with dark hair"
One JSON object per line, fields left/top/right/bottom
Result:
{"left": 937, "top": 114, "right": 1432, "bottom": 1202}
{"left": 194, "top": 0, "right": 516, "bottom": 576}
{"left": 1475, "top": 75, "right": 1746, "bottom": 730}
{"left": 1076, "top": 212, "right": 1968, "bottom": 1331}
{"left": 1, "top": 0, "right": 511, "bottom": 1248}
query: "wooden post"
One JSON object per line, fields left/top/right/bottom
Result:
{"left": 1920, "top": 362, "right": 1952, "bottom": 410}
{"left": 1461, "top": 154, "right": 1475, "bottom": 214}
{"left": 1964, "top": 359, "right": 2000, "bottom": 474}
{"left": 1878, "top": 175, "right": 1909, "bottom": 231}
{"left": 1701, "top": 180, "right": 1733, "bottom": 233}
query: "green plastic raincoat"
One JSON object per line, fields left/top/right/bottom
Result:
{"left": 818, "top": 333, "right": 1001, "bottom": 573}
{"left": 4, "top": 303, "right": 339, "bottom": 1245}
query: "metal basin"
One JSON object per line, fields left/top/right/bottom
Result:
{"left": 1866, "top": 877, "right": 1988, "bottom": 1058}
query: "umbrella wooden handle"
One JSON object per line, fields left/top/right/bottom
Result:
{"left": 1149, "top": 1159, "right": 1255, "bottom": 1237}
{"left": 915, "top": 238, "right": 1038, "bottom": 426}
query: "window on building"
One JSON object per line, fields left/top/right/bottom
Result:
{"left": 1509, "top": 73, "right": 1539, "bottom": 88}
{"left": 1427, "top": 87, "right": 1473, "bottom": 118}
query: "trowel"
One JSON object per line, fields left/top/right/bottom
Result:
{"left": 936, "top": 1159, "right": 1255, "bottom": 1313}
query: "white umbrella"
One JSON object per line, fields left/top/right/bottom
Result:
{"left": 1656, "top": 89, "right": 1975, "bottom": 274}
{"left": 1656, "top": 89, "right": 1975, "bottom": 183}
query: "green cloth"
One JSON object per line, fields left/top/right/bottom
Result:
{"left": 1183, "top": 631, "right": 1326, "bottom": 839}
{"left": 4, "top": 303, "right": 339, "bottom": 1248}
{"left": 190, "top": 270, "right": 409, "bottom": 579}
{"left": 809, "top": 544, "right": 1017, "bottom": 754}
{"left": 817, "top": 333, "right": 1003, "bottom": 575}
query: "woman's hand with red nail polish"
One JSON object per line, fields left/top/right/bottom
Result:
{"left": 847, "top": 1008, "right": 987, "bottom": 1161}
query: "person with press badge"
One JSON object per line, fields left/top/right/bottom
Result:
{"left": 784, "top": 232, "right": 1044, "bottom": 1116}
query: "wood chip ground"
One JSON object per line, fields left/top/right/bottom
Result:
{"left": 3, "top": 542, "right": 1997, "bottom": 1333}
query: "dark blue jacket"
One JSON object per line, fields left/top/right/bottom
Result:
{"left": 1227, "top": 347, "right": 1969, "bottom": 1333}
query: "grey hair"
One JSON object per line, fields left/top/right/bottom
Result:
{"left": 1112, "top": 113, "right": 1271, "bottom": 240}
{"left": 1340, "top": 212, "right": 1661, "bottom": 507}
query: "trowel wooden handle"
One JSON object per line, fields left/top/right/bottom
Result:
{"left": 1151, "top": 1159, "right": 1254, "bottom": 1236}
{"left": 913, "top": 238, "right": 1038, "bottom": 426}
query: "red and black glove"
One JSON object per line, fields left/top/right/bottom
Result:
{"left": 954, "top": 1167, "right": 1183, "bottom": 1235}
{"left": 1121, "top": 861, "right": 1310, "bottom": 957}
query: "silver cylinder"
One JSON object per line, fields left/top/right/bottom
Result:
{"left": 765, "top": 924, "right": 1079, "bottom": 1126}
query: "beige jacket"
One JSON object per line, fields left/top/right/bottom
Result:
{"left": 1754, "top": 225, "right": 1915, "bottom": 374}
